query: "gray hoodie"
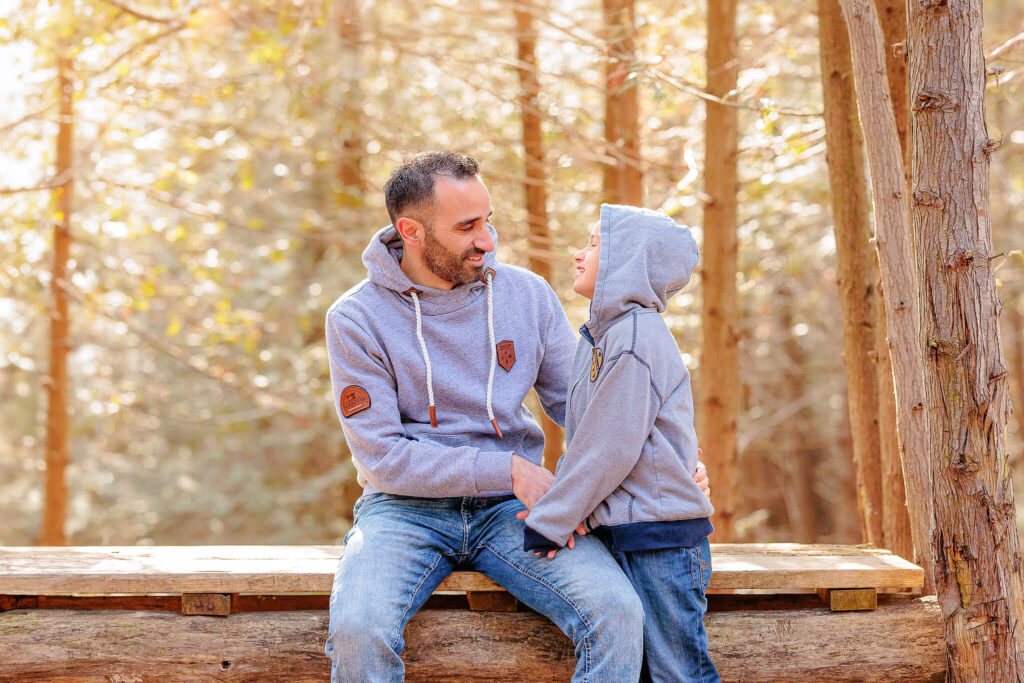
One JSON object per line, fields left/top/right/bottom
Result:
{"left": 326, "top": 224, "right": 576, "bottom": 498}
{"left": 523, "top": 204, "right": 715, "bottom": 552}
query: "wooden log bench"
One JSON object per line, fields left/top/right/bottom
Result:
{"left": 0, "top": 544, "right": 944, "bottom": 681}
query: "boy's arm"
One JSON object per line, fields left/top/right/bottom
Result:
{"left": 328, "top": 310, "right": 514, "bottom": 497}
{"left": 533, "top": 285, "right": 578, "bottom": 428}
{"left": 523, "top": 352, "right": 661, "bottom": 550}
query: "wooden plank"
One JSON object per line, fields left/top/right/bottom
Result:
{"left": 466, "top": 591, "right": 518, "bottom": 612}
{"left": 0, "top": 544, "right": 923, "bottom": 595}
{"left": 0, "top": 597, "right": 945, "bottom": 681}
{"left": 182, "top": 593, "right": 231, "bottom": 616}
{"left": 818, "top": 588, "right": 878, "bottom": 611}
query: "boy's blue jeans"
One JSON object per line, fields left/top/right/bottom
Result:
{"left": 325, "top": 492, "right": 644, "bottom": 682}
{"left": 600, "top": 535, "right": 720, "bottom": 683}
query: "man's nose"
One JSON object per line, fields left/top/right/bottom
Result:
{"left": 475, "top": 226, "right": 495, "bottom": 252}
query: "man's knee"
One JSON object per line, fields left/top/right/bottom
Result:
{"left": 325, "top": 602, "right": 399, "bottom": 667}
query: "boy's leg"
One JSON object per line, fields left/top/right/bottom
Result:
{"left": 325, "top": 494, "right": 459, "bottom": 683}
{"left": 468, "top": 497, "right": 645, "bottom": 683}
{"left": 618, "top": 537, "right": 720, "bottom": 683}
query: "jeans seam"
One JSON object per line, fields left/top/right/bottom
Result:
{"left": 389, "top": 551, "right": 445, "bottom": 652}
{"left": 482, "top": 543, "right": 593, "bottom": 681}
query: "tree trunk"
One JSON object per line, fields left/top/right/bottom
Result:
{"left": 779, "top": 287, "right": 818, "bottom": 542}
{"left": 873, "top": 0, "right": 915, "bottom": 563}
{"left": 601, "top": 0, "right": 642, "bottom": 205}
{"left": 335, "top": 0, "right": 365, "bottom": 200}
{"left": 514, "top": 0, "right": 564, "bottom": 473}
{"left": 908, "top": 0, "right": 1024, "bottom": 676}
{"left": 699, "top": 0, "right": 740, "bottom": 541}
{"left": 836, "top": 0, "right": 934, "bottom": 591}
{"left": 816, "top": 0, "right": 883, "bottom": 546}
{"left": 42, "top": 47, "right": 73, "bottom": 547}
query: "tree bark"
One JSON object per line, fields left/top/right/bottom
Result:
{"left": 42, "top": 46, "right": 73, "bottom": 547}
{"left": 816, "top": 0, "right": 883, "bottom": 547}
{"left": 873, "top": 0, "right": 915, "bottom": 563}
{"left": 514, "top": 0, "right": 564, "bottom": 473}
{"left": 836, "top": 0, "right": 934, "bottom": 590}
{"left": 699, "top": 0, "right": 740, "bottom": 541}
{"left": 601, "top": 0, "right": 642, "bottom": 205}
{"left": 0, "top": 598, "right": 945, "bottom": 681}
{"left": 908, "top": 0, "right": 1024, "bottom": 677}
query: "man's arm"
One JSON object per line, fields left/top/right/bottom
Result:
{"left": 532, "top": 284, "right": 578, "bottom": 428}
{"left": 327, "top": 310, "right": 514, "bottom": 497}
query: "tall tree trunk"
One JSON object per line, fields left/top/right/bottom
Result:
{"left": 817, "top": 0, "right": 883, "bottom": 546}
{"left": 336, "top": 0, "right": 365, "bottom": 200}
{"left": 836, "top": 0, "right": 934, "bottom": 591}
{"left": 874, "top": 0, "right": 914, "bottom": 562}
{"left": 779, "top": 287, "right": 818, "bottom": 542}
{"left": 601, "top": 0, "right": 641, "bottom": 205}
{"left": 42, "top": 47, "right": 73, "bottom": 546}
{"left": 514, "top": 0, "right": 563, "bottom": 473}
{"left": 699, "top": 0, "right": 740, "bottom": 541}
{"left": 909, "top": 0, "right": 1024, "bottom": 676}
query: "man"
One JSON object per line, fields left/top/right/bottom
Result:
{"left": 324, "top": 151, "right": 709, "bottom": 681}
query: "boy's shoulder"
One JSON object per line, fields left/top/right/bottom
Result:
{"left": 601, "top": 310, "right": 678, "bottom": 358}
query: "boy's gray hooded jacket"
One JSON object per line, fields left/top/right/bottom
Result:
{"left": 326, "top": 224, "right": 576, "bottom": 499}
{"left": 524, "top": 204, "right": 715, "bottom": 552}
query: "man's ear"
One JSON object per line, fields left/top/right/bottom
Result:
{"left": 396, "top": 216, "right": 424, "bottom": 246}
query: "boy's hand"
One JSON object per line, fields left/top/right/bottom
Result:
{"left": 511, "top": 454, "right": 554, "bottom": 509}
{"left": 694, "top": 448, "right": 711, "bottom": 500}
{"left": 517, "top": 508, "right": 586, "bottom": 558}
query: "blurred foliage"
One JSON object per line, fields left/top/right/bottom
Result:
{"left": 1, "top": 0, "right": 1022, "bottom": 545}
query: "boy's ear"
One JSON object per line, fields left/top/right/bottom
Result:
{"left": 396, "top": 217, "right": 425, "bottom": 246}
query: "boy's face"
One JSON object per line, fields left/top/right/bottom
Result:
{"left": 572, "top": 220, "right": 601, "bottom": 299}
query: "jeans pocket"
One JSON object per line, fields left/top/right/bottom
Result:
{"left": 696, "top": 539, "right": 713, "bottom": 594}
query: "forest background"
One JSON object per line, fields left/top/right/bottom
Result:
{"left": 1, "top": 0, "right": 1022, "bottom": 549}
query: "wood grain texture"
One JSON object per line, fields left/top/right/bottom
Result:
{"left": 0, "top": 598, "right": 944, "bottom": 681}
{"left": 0, "top": 544, "right": 923, "bottom": 595}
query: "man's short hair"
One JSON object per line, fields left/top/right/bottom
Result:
{"left": 384, "top": 151, "right": 480, "bottom": 228}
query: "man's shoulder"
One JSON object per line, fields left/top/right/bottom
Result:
{"left": 497, "top": 263, "right": 556, "bottom": 294}
{"left": 326, "top": 278, "right": 381, "bottom": 321}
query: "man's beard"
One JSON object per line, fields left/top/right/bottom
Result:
{"left": 422, "top": 227, "right": 485, "bottom": 285}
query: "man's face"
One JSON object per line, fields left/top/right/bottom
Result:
{"left": 421, "top": 175, "right": 495, "bottom": 285}
{"left": 573, "top": 220, "right": 601, "bottom": 299}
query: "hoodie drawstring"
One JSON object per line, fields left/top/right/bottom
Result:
{"left": 485, "top": 270, "right": 502, "bottom": 438}
{"left": 405, "top": 272, "right": 501, "bottom": 438}
{"left": 409, "top": 290, "right": 438, "bottom": 428}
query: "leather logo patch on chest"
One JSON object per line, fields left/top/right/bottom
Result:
{"left": 497, "top": 340, "right": 516, "bottom": 372}
{"left": 590, "top": 348, "right": 603, "bottom": 382}
{"left": 340, "top": 385, "right": 371, "bottom": 418}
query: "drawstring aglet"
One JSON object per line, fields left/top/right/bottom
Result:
{"left": 490, "top": 419, "right": 503, "bottom": 439}
{"left": 429, "top": 406, "right": 438, "bottom": 429}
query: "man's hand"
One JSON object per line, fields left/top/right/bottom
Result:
{"left": 694, "top": 448, "right": 711, "bottom": 500}
{"left": 511, "top": 454, "right": 554, "bottom": 510}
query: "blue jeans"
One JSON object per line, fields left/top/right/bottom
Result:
{"left": 601, "top": 536, "right": 719, "bottom": 683}
{"left": 325, "top": 493, "right": 644, "bottom": 682}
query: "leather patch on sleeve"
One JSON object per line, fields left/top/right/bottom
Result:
{"left": 496, "top": 340, "right": 516, "bottom": 372}
{"left": 340, "top": 385, "right": 371, "bottom": 417}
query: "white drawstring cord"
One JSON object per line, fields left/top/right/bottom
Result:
{"left": 410, "top": 291, "right": 438, "bottom": 428}
{"left": 485, "top": 271, "right": 502, "bottom": 438}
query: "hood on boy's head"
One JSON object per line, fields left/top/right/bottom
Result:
{"left": 586, "top": 204, "right": 699, "bottom": 337}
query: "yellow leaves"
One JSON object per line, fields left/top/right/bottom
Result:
{"left": 239, "top": 164, "right": 255, "bottom": 191}
{"left": 165, "top": 316, "right": 182, "bottom": 337}
{"left": 140, "top": 281, "right": 156, "bottom": 298}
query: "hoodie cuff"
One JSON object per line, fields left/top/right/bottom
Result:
{"left": 523, "top": 525, "right": 562, "bottom": 552}
{"left": 474, "top": 450, "right": 514, "bottom": 493}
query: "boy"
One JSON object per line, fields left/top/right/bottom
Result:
{"left": 518, "top": 203, "right": 719, "bottom": 682}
